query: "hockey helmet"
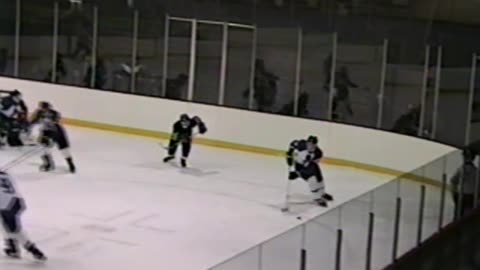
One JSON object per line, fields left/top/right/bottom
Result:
{"left": 39, "top": 101, "right": 51, "bottom": 110}
{"left": 180, "top": 113, "right": 190, "bottom": 121}
{"left": 307, "top": 135, "right": 318, "bottom": 145}
{"left": 10, "top": 89, "right": 21, "bottom": 97}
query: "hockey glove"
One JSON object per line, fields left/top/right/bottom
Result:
{"left": 288, "top": 171, "right": 299, "bottom": 180}
{"left": 198, "top": 122, "right": 207, "bottom": 134}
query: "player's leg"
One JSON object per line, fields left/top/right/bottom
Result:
{"left": 163, "top": 139, "right": 179, "bottom": 162}
{"left": 56, "top": 126, "right": 75, "bottom": 173}
{"left": 1, "top": 210, "right": 20, "bottom": 258}
{"left": 314, "top": 164, "right": 333, "bottom": 201}
{"left": 1, "top": 198, "right": 46, "bottom": 260}
{"left": 301, "top": 163, "right": 331, "bottom": 207}
{"left": 180, "top": 141, "right": 192, "bottom": 168}
{"left": 39, "top": 131, "right": 55, "bottom": 171}
{"left": 306, "top": 176, "right": 328, "bottom": 207}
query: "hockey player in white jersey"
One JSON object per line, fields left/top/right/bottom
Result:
{"left": 286, "top": 136, "right": 333, "bottom": 207}
{"left": 30, "top": 101, "right": 76, "bottom": 173}
{"left": 0, "top": 171, "right": 46, "bottom": 260}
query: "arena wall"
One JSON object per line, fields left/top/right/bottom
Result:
{"left": 0, "top": 76, "right": 460, "bottom": 182}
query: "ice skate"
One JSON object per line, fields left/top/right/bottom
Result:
{"left": 163, "top": 156, "right": 175, "bottom": 163}
{"left": 40, "top": 154, "right": 55, "bottom": 172}
{"left": 322, "top": 193, "right": 334, "bottom": 201}
{"left": 315, "top": 198, "right": 328, "bottom": 207}
{"left": 25, "top": 242, "right": 46, "bottom": 261}
{"left": 4, "top": 239, "right": 20, "bottom": 259}
{"left": 181, "top": 158, "right": 187, "bottom": 168}
{"left": 66, "top": 157, "right": 76, "bottom": 173}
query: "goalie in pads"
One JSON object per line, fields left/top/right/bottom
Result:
{"left": 286, "top": 136, "right": 333, "bottom": 207}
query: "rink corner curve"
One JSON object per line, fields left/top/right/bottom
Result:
{"left": 62, "top": 118, "right": 443, "bottom": 189}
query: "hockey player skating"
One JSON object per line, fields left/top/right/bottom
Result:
{"left": 0, "top": 90, "right": 29, "bottom": 147}
{"left": 0, "top": 171, "right": 46, "bottom": 261}
{"left": 286, "top": 136, "right": 333, "bottom": 207}
{"left": 30, "top": 102, "right": 76, "bottom": 173}
{"left": 163, "top": 114, "right": 207, "bottom": 168}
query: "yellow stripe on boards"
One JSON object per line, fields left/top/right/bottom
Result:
{"left": 62, "top": 118, "right": 445, "bottom": 189}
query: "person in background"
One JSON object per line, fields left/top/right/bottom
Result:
{"left": 84, "top": 56, "right": 106, "bottom": 89}
{"left": 0, "top": 48, "right": 7, "bottom": 75}
{"left": 450, "top": 149, "right": 480, "bottom": 218}
{"left": 44, "top": 54, "right": 67, "bottom": 83}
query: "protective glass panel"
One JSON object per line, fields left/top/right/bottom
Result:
{"left": 193, "top": 22, "right": 222, "bottom": 105}
{"left": 165, "top": 19, "right": 191, "bottom": 100}
{"left": 301, "top": 31, "right": 332, "bottom": 119}
{"left": 340, "top": 192, "right": 372, "bottom": 270}
{"left": 261, "top": 225, "right": 303, "bottom": 270}
{"left": 57, "top": 1, "right": 94, "bottom": 87}
{"left": 382, "top": 46, "right": 428, "bottom": 137}
{"left": 223, "top": 27, "right": 253, "bottom": 109}
{"left": 371, "top": 179, "right": 398, "bottom": 269}
{"left": 333, "top": 37, "right": 383, "bottom": 126}
{"left": 210, "top": 246, "right": 261, "bottom": 270}
{"left": 304, "top": 208, "right": 341, "bottom": 270}
{"left": 0, "top": 0, "right": 16, "bottom": 76}
{"left": 19, "top": 0, "right": 54, "bottom": 81}
{"left": 134, "top": 12, "right": 165, "bottom": 97}
{"left": 254, "top": 27, "right": 296, "bottom": 114}
{"left": 97, "top": 3, "right": 133, "bottom": 92}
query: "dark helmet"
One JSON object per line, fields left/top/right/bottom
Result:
{"left": 307, "top": 135, "right": 318, "bottom": 145}
{"left": 39, "top": 101, "right": 51, "bottom": 110}
{"left": 463, "top": 148, "right": 475, "bottom": 161}
{"left": 180, "top": 114, "right": 190, "bottom": 121}
{"left": 10, "top": 89, "right": 21, "bottom": 97}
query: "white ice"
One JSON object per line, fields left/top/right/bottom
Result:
{"left": 0, "top": 127, "right": 452, "bottom": 270}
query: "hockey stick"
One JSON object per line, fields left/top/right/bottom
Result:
{"left": 281, "top": 179, "right": 292, "bottom": 212}
{"left": 0, "top": 146, "right": 43, "bottom": 171}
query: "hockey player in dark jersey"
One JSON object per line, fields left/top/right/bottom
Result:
{"left": 0, "top": 90, "right": 28, "bottom": 146}
{"left": 30, "top": 101, "right": 76, "bottom": 173}
{"left": 286, "top": 136, "right": 333, "bottom": 207}
{"left": 163, "top": 114, "right": 207, "bottom": 168}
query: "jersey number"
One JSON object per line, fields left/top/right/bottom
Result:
{"left": 0, "top": 176, "right": 15, "bottom": 194}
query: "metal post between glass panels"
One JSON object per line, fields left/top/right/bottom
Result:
{"left": 130, "top": 10, "right": 139, "bottom": 93}
{"left": 365, "top": 212, "right": 374, "bottom": 270}
{"left": 465, "top": 53, "right": 477, "bottom": 145}
{"left": 335, "top": 228, "right": 343, "bottom": 270}
{"left": 327, "top": 32, "right": 337, "bottom": 121}
{"left": 161, "top": 15, "right": 170, "bottom": 97}
{"left": 218, "top": 23, "right": 228, "bottom": 105}
{"left": 90, "top": 6, "right": 98, "bottom": 88}
{"left": 392, "top": 197, "right": 401, "bottom": 262}
{"left": 14, "top": 0, "right": 21, "bottom": 77}
{"left": 456, "top": 168, "right": 465, "bottom": 220}
{"left": 300, "top": 225, "right": 306, "bottom": 270}
{"left": 416, "top": 185, "right": 426, "bottom": 245}
{"left": 248, "top": 26, "right": 258, "bottom": 110}
{"left": 258, "top": 244, "right": 263, "bottom": 270}
{"left": 187, "top": 19, "right": 197, "bottom": 101}
{"left": 376, "top": 39, "right": 388, "bottom": 129}
{"left": 293, "top": 27, "right": 303, "bottom": 116}
{"left": 51, "top": 1, "right": 59, "bottom": 83}
{"left": 431, "top": 46, "right": 442, "bottom": 140}
{"left": 438, "top": 161, "right": 447, "bottom": 230}
{"left": 474, "top": 156, "right": 480, "bottom": 207}
{"left": 418, "top": 45, "right": 430, "bottom": 137}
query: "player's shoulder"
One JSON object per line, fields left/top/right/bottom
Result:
{"left": 290, "top": 139, "right": 307, "bottom": 148}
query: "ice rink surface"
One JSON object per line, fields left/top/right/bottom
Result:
{"left": 0, "top": 127, "right": 406, "bottom": 270}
